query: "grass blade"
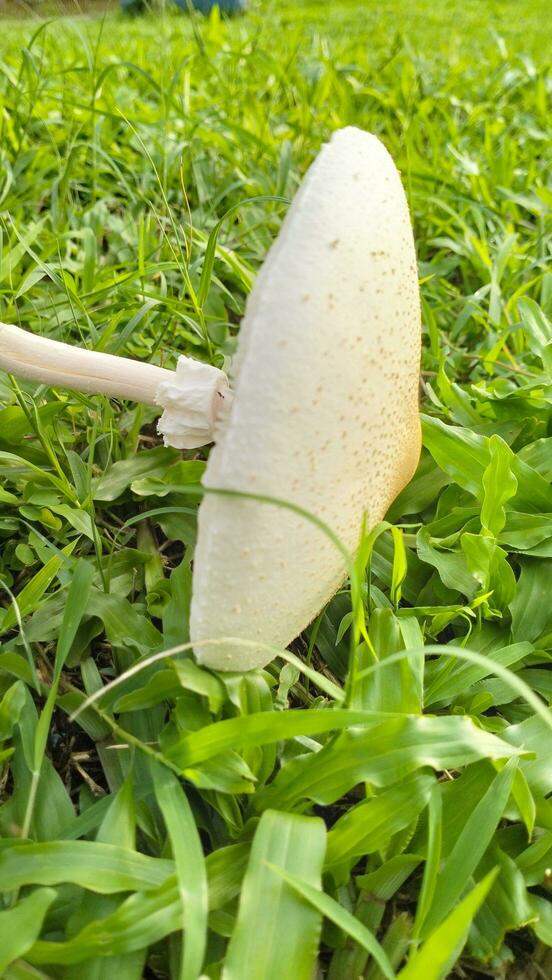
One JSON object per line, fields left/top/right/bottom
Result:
{"left": 421, "top": 758, "right": 517, "bottom": 936}
{"left": 152, "top": 763, "right": 208, "bottom": 980}
{"left": 398, "top": 870, "right": 499, "bottom": 980}
{"left": 222, "top": 810, "right": 326, "bottom": 980}
{"left": 268, "top": 864, "right": 396, "bottom": 980}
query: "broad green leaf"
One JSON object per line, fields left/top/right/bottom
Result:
{"left": 422, "top": 415, "right": 489, "bottom": 497}
{"left": 183, "top": 747, "right": 258, "bottom": 794}
{"left": 529, "top": 893, "right": 552, "bottom": 946}
{"left": 96, "top": 777, "right": 136, "bottom": 849}
{"left": 3, "top": 960, "right": 55, "bottom": 979}
{"left": 517, "top": 828, "right": 552, "bottom": 885}
{"left": 172, "top": 658, "right": 226, "bottom": 711}
{"left": 481, "top": 435, "right": 518, "bottom": 536}
{"left": 47, "top": 504, "right": 94, "bottom": 540}
{"left": 162, "top": 708, "right": 390, "bottom": 769}
{"left": 422, "top": 416, "right": 552, "bottom": 512}
{"left": 222, "top": 810, "right": 326, "bottom": 980}
{"left": 62, "top": 950, "right": 146, "bottom": 980}
{"left": 387, "top": 450, "right": 450, "bottom": 520}
{"left": 417, "top": 526, "right": 477, "bottom": 598}
{"left": 412, "top": 780, "right": 442, "bottom": 939}
{"left": 325, "top": 773, "right": 433, "bottom": 869}
{"left": 354, "top": 608, "right": 422, "bottom": 713}
{"left": 113, "top": 668, "right": 183, "bottom": 712}
{"left": 131, "top": 459, "right": 206, "bottom": 497}
{"left": 509, "top": 559, "right": 552, "bottom": 642}
{"left": 356, "top": 855, "right": 422, "bottom": 898}
{"left": 0, "top": 888, "right": 57, "bottom": 974}
{"left": 504, "top": 714, "right": 552, "bottom": 794}
{"left": 24, "top": 560, "right": 94, "bottom": 840}
{"left": 0, "top": 841, "right": 174, "bottom": 893}
{"left": 43, "top": 556, "right": 92, "bottom": 684}
{"left": 333, "top": 856, "right": 421, "bottom": 980}
{"left": 0, "top": 485, "right": 18, "bottom": 504}
{"left": 162, "top": 556, "right": 193, "bottom": 647}
{"left": 87, "top": 591, "right": 162, "bottom": 652}
{"left": 256, "top": 715, "right": 523, "bottom": 809}
{"left": 0, "top": 403, "right": 62, "bottom": 445}
{"left": 93, "top": 448, "right": 180, "bottom": 501}
{"left": 1, "top": 690, "right": 75, "bottom": 840}
{"left": 0, "top": 220, "right": 45, "bottom": 283}
{"left": 366, "top": 913, "right": 410, "bottom": 980}
{"left": 461, "top": 532, "right": 516, "bottom": 610}
{"left": 519, "top": 437, "right": 552, "bottom": 480}
{"left": 499, "top": 511, "right": 552, "bottom": 553}
{"left": 28, "top": 845, "right": 249, "bottom": 966}
{"left": 152, "top": 763, "right": 208, "bottom": 980}
{"left": 0, "top": 680, "right": 26, "bottom": 740}
{"left": 517, "top": 296, "right": 552, "bottom": 353}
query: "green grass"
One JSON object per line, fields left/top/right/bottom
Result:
{"left": 0, "top": 1, "right": 551, "bottom": 977}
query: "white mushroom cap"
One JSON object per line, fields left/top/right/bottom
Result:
{"left": 191, "top": 127, "right": 422, "bottom": 672}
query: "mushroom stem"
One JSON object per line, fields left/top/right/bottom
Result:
{"left": 0, "top": 322, "right": 172, "bottom": 403}
{"left": 0, "top": 322, "right": 232, "bottom": 449}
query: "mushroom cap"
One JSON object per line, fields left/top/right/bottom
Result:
{"left": 191, "top": 127, "right": 421, "bottom": 671}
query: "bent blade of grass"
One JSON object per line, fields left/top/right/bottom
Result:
{"left": 424, "top": 640, "right": 533, "bottom": 705}
{"left": 70, "top": 481, "right": 362, "bottom": 714}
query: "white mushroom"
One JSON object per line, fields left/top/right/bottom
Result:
{"left": 191, "top": 127, "right": 421, "bottom": 671}
{"left": 0, "top": 323, "right": 232, "bottom": 449}
{"left": 0, "top": 127, "right": 421, "bottom": 674}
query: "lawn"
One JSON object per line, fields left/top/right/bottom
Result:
{"left": 0, "top": 1, "right": 551, "bottom": 977}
